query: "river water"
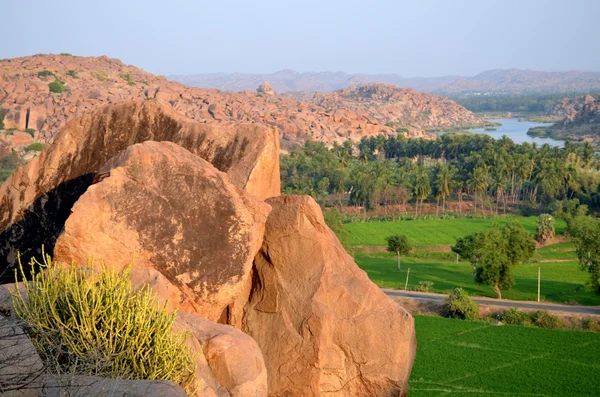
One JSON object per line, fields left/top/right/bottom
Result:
{"left": 467, "top": 118, "right": 563, "bottom": 147}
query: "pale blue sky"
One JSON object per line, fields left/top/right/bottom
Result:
{"left": 2, "top": 0, "right": 599, "bottom": 76}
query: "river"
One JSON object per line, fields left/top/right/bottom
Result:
{"left": 467, "top": 118, "right": 563, "bottom": 147}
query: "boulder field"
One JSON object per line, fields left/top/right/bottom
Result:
{"left": 0, "top": 101, "right": 416, "bottom": 396}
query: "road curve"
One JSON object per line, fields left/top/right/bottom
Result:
{"left": 383, "top": 289, "right": 600, "bottom": 316}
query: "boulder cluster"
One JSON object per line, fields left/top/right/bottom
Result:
{"left": 0, "top": 101, "right": 416, "bottom": 396}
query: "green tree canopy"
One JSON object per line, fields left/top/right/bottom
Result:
{"left": 571, "top": 216, "right": 600, "bottom": 294}
{"left": 385, "top": 234, "right": 412, "bottom": 272}
{"left": 453, "top": 223, "right": 535, "bottom": 298}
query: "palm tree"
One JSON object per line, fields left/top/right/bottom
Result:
{"left": 434, "top": 163, "right": 456, "bottom": 213}
{"left": 467, "top": 166, "right": 489, "bottom": 214}
{"left": 385, "top": 234, "right": 412, "bottom": 272}
{"left": 413, "top": 167, "right": 431, "bottom": 216}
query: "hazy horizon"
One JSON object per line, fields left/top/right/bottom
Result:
{"left": 2, "top": 0, "right": 599, "bottom": 77}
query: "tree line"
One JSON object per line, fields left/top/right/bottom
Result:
{"left": 281, "top": 133, "right": 600, "bottom": 215}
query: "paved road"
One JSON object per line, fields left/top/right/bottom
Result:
{"left": 383, "top": 289, "right": 600, "bottom": 316}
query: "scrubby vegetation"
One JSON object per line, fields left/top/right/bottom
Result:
{"left": 48, "top": 79, "right": 66, "bottom": 93}
{"left": 442, "top": 288, "right": 479, "bottom": 320}
{"left": 37, "top": 70, "right": 55, "bottom": 79}
{"left": 0, "top": 108, "right": 6, "bottom": 130}
{"left": 10, "top": 253, "right": 196, "bottom": 393}
{"left": 536, "top": 213, "right": 555, "bottom": 244}
{"left": 65, "top": 69, "right": 79, "bottom": 78}
{"left": 93, "top": 70, "right": 108, "bottom": 81}
{"left": 25, "top": 142, "right": 44, "bottom": 152}
{"left": 24, "top": 128, "right": 36, "bottom": 137}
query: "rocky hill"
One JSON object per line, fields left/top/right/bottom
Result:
{"left": 0, "top": 54, "right": 481, "bottom": 161}
{"left": 546, "top": 95, "right": 600, "bottom": 142}
{"left": 171, "top": 68, "right": 600, "bottom": 94}
{"left": 300, "top": 84, "right": 484, "bottom": 130}
{"left": 548, "top": 94, "right": 600, "bottom": 119}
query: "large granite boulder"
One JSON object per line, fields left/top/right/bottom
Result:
{"left": 243, "top": 196, "right": 416, "bottom": 396}
{"left": 0, "top": 100, "right": 279, "bottom": 281}
{"left": 54, "top": 141, "right": 270, "bottom": 323}
{"left": 175, "top": 312, "right": 268, "bottom": 397}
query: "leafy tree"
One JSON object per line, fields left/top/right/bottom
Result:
{"left": 323, "top": 208, "right": 347, "bottom": 246}
{"left": 385, "top": 234, "right": 412, "bottom": 272}
{"left": 536, "top": 214, "right": 555, "bottom": 244}
{"left": 456, "top": 223, "right": 535, "bottom": 298}
{"left": 572, "top": 217, "right": 600, "bottom": 294}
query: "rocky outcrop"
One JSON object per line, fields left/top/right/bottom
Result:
{"left": 540, "top": 95, "right": 600, "bottom": 143}
{"left": 257, "top": 82, "right": 276, "bottom": 96}
{"left": 176, "top": 312, "right": 268, "bottom": 397}
{"left": 0, "top": 100, "right": 279, "bottom": 281}
{"left": 243, "top": 195, "right": 416, "bottom": 396}
{"left": 53, "top": 141, "right": 270, "bottom": 322}
{"left": 548, "top": 94, "right": 598, "bottom": 120}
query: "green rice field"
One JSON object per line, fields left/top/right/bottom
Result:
{"left": 409, "top": 315, "right": 600, "bottom": 396}
{"left": 343, "top": 217, "right": 600, "bottom": 305}
{"left": 346, "top": 216, "right": 567, "bottom": 247}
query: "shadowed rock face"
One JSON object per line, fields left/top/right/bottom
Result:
{"left": 53, "top": 141, "right": 271, "bottom": 323}
{"left": 243, "top": 195, "right": 416, "bottom": 397}
{"left": 0, "top": 101, "right": 279, "bottom": 281}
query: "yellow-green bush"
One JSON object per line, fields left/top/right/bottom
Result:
{"left": 11, "top": 252, "right": 196, "bottom": 393}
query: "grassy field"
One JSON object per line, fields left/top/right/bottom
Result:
{"left": 343, "top": 216, "right": 600, "bottom": 305}
{"left": 409, "top": 315, "right": 600, "bottom": 396}
{"left": 345, "top": 216, "right": 567, "bottom": 247}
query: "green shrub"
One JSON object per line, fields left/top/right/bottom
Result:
{"left": 583, "top": 317, "right": 600, "bottom": 332}
{"left": 119, "top": 72, "right": 133, "bottom": 82}
{"left": 498, "top": 307, "right": 532, "bottom": 326}
{"left": 48, "top": 80, "right": 65, "bottom": 93}
{"left": 60, "top": 52, "right": 74, "bottom": 57}
{"left": 128, "top": 81, "right": 136, "bottom": 86}
{"left": 25, "top": 142, "right": 44, "bottom": 152}
{"left": 531, "top": 310, "right": 562, "bottom": 329}
{"left": 415, "top": 281, "right": 434, "bottom": 292}
{"left": 0, "top": 108, "right": 6, "bottom": 130}
{"left": 443, "top": 288, "right": 479, "bottom": 320}
{"left": 65, "top": 69, "right": 79, "bottom": 78}
{"left": 24, "top": 128, "right": 36, "bottom": 137}
{"left": 37, "top": 70, "right": 55, "bottom": 79}
{"left": 11, "top": 253, "right": 196, "bottom": 393}
{"left": 93, "top": 70, "right": 108, "bottom": 81}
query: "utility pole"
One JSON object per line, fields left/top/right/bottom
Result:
{"left": 537, "top": 267, "right": 541, "bottom": 303}
{"left": 405, "top": 268, "right": 410, "bottom": 290}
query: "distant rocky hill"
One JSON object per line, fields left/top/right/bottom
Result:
{"left": 0, "top": 54, "right": 481, "bottom": 161}
{"left": 301, "top": 84, "right": 484, "bottom": 131}
{"left": 171, "top": 69, "right": 600, "bottom": 95}
{"left": 548, "top": 94, "right": 600, "bottom": 119}
{"left": 528, "top": 94, "right": 600, "bottom": 143}
{"left": 546, "top": 95, "right": 600, "bottom": 142}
